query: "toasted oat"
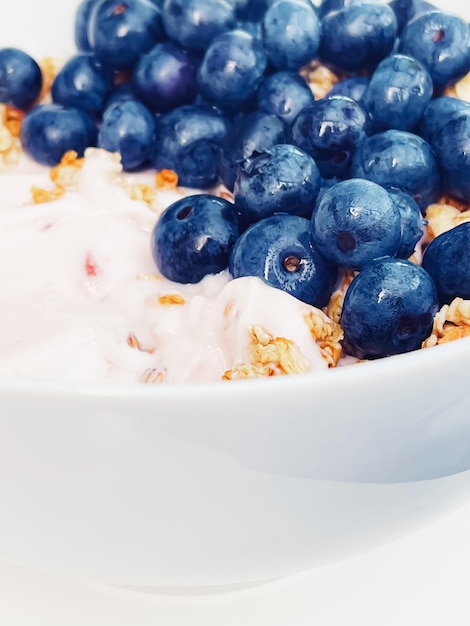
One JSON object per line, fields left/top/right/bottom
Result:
{"left": 158, "top": 293, "right": 186, "bottom": 306}
{"left": 444, "top": 71, "right": 470, "bottom": 102}
{"left": 155, "top": 168, "right": 178, "bottom": 189}
{"left": 38, "top": 57, "right": 63, "bottom": 103}
{"left": 30, "top": 185, "right": 66, "bottom": 204}
{"left": 0, "top": 104, "right": 22, "bottom": 171}
{"left": 425, "top": 202, "right": 470, "bottom": 240}
{"left": 324, "top": 269, "right": 356, "bottom": 324}
{"left": 142, "top": 368, "right": 166, "bottom": 384}
{"left": 423, "top": 298, "right": 470, "bottom": 347}
{"left": 222, "top": 325, "right": 310, "bottom": 380}
{"left": 50, "top": 150, "right": 85, "bottom": 189}
{"left": 299, "top": 60, "right": 341, "bottom": 99}
{"left": 129, "top": 183, "right": 157, "bottom": 204}
{"left": 305, "top": 308, "right": 344, "bottom": 367}
{"left": 437, "top": 194, "right": 470, "bottom": 212}
{"left": 127, "top": 332, "right": 154, "bottom": 353}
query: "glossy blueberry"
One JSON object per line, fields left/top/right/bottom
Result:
{"left": 234, "top": 0, "right": 272, "bottom": 21}
{"left": 153, "top": 105, "right": 230, "bottom": 188}
{"left": 88, "top": 0, "right": 163, "bottom": 70}
{"left": 133, "top": 42, "right": 199, "bottom": 114}
{"left": 20, "top": 104, "right": 97, "bottom": 166}
{"left": 230, "top": 214, "right": 338, "bottom": 307}
{"left": 217, "top": 112, "right": 287, "bottom": 192}
{"left": 198, "top": 30, "right": 267, "bottom": 113}
{"left": 162, "top": 0, "right": 236, "bottom": 52}
{"left": 362, "top": 54, "right": 433, "bottom": 132}
{"left": 290, "top": 95, "right": 369, "bottom": 179}
{"left": 350, "top": 130, "right": 441, "bottom": 211}
{"left": 386, "top": 187, "right": 424, "bottom": 258}
{"left": 340, "top": 257, "right": 439, "bottom": 358}
{"left": 0, "top": 48, "right": 42, "bottom": 111}
{"left": 388, "top": 0, "right": 415, "bottom": 33}
{"left": 326, "top": 76, "right": 369, "bottom": 103}
{"left": 431, "top": 112, "right": 470, "bottom": 202}
{"left": 98, "top": 100, "right": 156, "bottom": 170}
{"left": 310, "top": 178, "right": 402, "bottom": 270}
{"left": 75, "top": 0, "right": 100, "bottom": 52}
{"left": 422, "top": 223, "right": 470, "bottom": 304}
{"left": 257, "top": 71, "right": 315, "bottom": 125}
{"left": 234, "top": 143, "right": 321, "bottom": 227}
{"left": 418, "top": 96, "right": 470, "bottom": 144}
{"left": 399, "top": 11, "right": 470, "bottom": 89}
{"left": 103, "top": 82, "right": 138, "bottom": 109}
{"left": 261, "top": 0, "right": 320, "bottom": 71}
{"left": 152, "top": 194, "right": 239, "bottom": 283}
{"left": 51, "top": 53, "right": 112, "bottom": 118}
{"left": 319, "top": 3, "right": 397, "bottom": 72}
{"left": 318, "top": 0, "right": 357, "bottom": 19}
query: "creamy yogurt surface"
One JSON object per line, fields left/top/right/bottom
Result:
{"left": 0, "top": 149, "right": 340, "bottom": 384}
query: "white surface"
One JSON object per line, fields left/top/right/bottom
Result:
{"left": 0, "top": 498, "right": 470, "bottom": 626}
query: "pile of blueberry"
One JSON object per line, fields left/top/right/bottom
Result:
{"left": 1, "top": 0, "right": 470, "bottom": 360}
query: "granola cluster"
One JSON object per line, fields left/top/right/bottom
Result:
{"left": 0, "top": 104, "right": 23, "bottom": 171}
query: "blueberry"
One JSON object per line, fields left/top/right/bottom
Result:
{"left": 310, "top": 178, "right": 402, "bottom": 270}
{"left": 230, "top": 214, "right": 338, "bottom": 307}
{"left": 103, "top": 82, "right": 138, "bottom": 109}
{"left": 319, "top": 3, "right": 397, "bottom": 72}
{"left": 326, "top": 76, "right": 369, "bottom": 103}
{"left": 362, "top": 54, "right": 433, "bottom": 132}
{"left": 233, "top": 143, "right": 321, "bottom": 227}
{"left": 399, "top": 11, "right": 470, "bottom": 89}
{"left": 75, "top": 0, "right": 100, "bottom": 52}
{"left": 290, "top": 95, "right": 370, "bottom": 179}
{"left": 98, "top": 99, "right": 156, "bottom": 170}
{"left": 151, "top": 194, "right": 239, "bottom": 283}
{"left": 0, "top": 48, "right": 42, "bottom": 111}
{"left": 51, "top": 53, "right": 112, "bottom": 118}
{"left": 318, "top": 0, "right": 357, "bottom": 19}
{"left": 257, "top": 71, "right": 315, "bottom": 125}
{"left": 388, "top": 0, "right": 415, "bottom": 33}
{"left": 386, "top": 187, "right": 425, "bottom": 258}
{"left": 350, "top": 129, "right": 441, "bottom": 211}
{"left": 418, "top": 96, "right": 470, "bottom": 144}
{"left": 217, "top": 112, "right": 287, "bottom": 192}
{"left": 340, "top": 257, "right": 439, "bottom": 358}
{"left": 20, "top": 104, "right": 96, "bottom": 166}
{"left": 422, "top": 223, "right": 470, "bottom": 304}
{"left": 431, "top": 112, "right": 470, "bottom": 203}
{"left": 261, "top": 0, "right": 320, "bottom": 71}
{"left": 88, "top": 0, "right": 163, "bottom": 71}
{"left": 197, "top": 29, "right": 267, "bottom": 113}
{"left": 133, "top": 42, "right": 199, "bottom": 114}
{"left": 153, "top": 105, "right": 230, "bottom": 188}
{"left": 162, "top": 0, "right": 236, "bottom": 52}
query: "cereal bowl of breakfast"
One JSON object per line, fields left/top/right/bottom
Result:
{"left": 1, "top": 0, "right": 470, "bottom": 589}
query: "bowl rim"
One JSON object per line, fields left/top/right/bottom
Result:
{"left": 1, "top": 333, "right": 468, "bottom": 402}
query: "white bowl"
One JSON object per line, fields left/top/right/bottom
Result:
{"left": 1, "top": 0, "right": 470, "bottom": 590}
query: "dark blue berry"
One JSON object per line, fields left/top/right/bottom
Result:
{"left": 230, "top": 213, "right": 337, "bottom": 307}
{"left": 319, "top": 3, "right": 397, "bottom": 72}
{"left": 217, "top": 112, "right": 287, "bottom": 192}
{"left": 257, "top": 71, "right": 315, "bottom": 125}
{"left": 0, "top": 48, "right": 42, "bottom": 111}
{"left": 340, "top": 257, "right": 439, "bottom": 358}
{"left": 431, "top": 112, "right": 470, "bottom": 203}
{"left": 98, "top": 99, "right": 156, "bottom": 170}
{"left": 103, "top": 82, "right": 138, "bottom": 109}
{"left": 399, "top": 11, "right": 470, "bottom": 89}
{"left": 162, "top": 0, "right": 236, "bottom": 52}
{"left": 20, "top": 104, "right": 97, "bottom": 166}
{"left": 326, "top": 76, "right": 369, "bottom": 103}
{"left": 310, "top": 178, "right": 402, "bottom": 270}
{"left": 75, "top": 0, "right": 100, "bottom": 52}
{"left": 422, "top": 223, "right": 470, "bottom": 304}
{"left": 153, "top": 105, "right": 230, "bottom": 188}
{"left": 290, "top": 95, "right": 369, "bottom": 179}
{"left": 151, "top": 194, "right": 239, "bottom": 283}
{"left": 318, "top": 0, "right": 357, "bottom": 19}
{"left": 361, "top": 54, "right": 433, "bottom": 132}
{"left": 88, "top": 0, "right": 163, "bottom": 70}
{"left": 261, "top": 0, "right": 320, "bottom": 71}
{"left": 386, "top": 187, "right": 425, "bottom": 258}
{"left": 418, "top": 96, "right": 470, "bottom": 144}
{"left": 234, "top": 143, "right": 321, "bottom": 227}
{"left": 51, "top": 53, "right": 112, "bottom": 118}
{"left": 133, "top": 42, "right": 199, "bottom": 114}
{"left": 350, "top": 129, "right": 441, "bottom": 211}
{"left": 197, "top": 29, "right": 267, "bottom": 113}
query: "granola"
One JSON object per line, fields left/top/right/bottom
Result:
{"left": 423, "top": 298, "right": 470, "bottom": 347}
